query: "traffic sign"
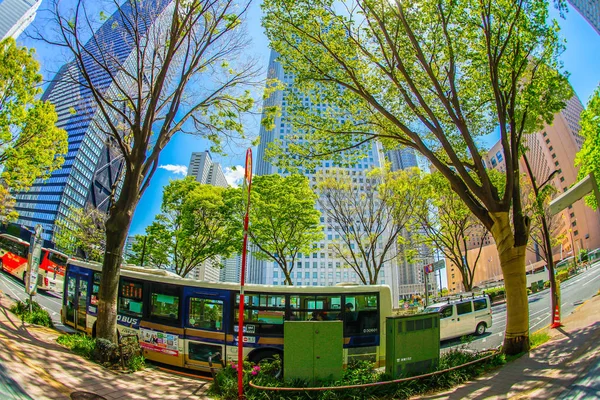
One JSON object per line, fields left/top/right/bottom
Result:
{"left": 432, "top": 260, "right": 445, "bottom": 271}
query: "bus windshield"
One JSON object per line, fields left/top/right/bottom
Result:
{"left": 47, "top": 251, "right": 68, "bottom": 266}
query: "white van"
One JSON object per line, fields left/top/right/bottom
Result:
{"left": 425, "top": 296, "right": 492, "bottom": 341}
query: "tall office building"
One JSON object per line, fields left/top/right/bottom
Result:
{"left": 250, "top": 50, "right": 401, "bottom": 303}
{"left": 386, "top": 147, "right": 437, "bottom": 298}
{"left": 186, "top": 150, "right": 230, "bottom": 281}
{"left": 188, "top": 151, "right": 228, "bottom": 187}
{"left": 447, "top": 94, "right": 600, "bottom": 293}
{"left": 14, "top": 0, "right": 172, "bottom": 240}
{"left": 0, "top": 0, "right": 41, "bottom": 41}
{"left": 567, "top": 0, "right": 600, "bottom": 35}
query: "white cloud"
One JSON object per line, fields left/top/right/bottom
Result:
{"left": 158, "top": 164, "right": 188, "bottom": 176}
{"left": 224, "top": 165, "right": 245, "bottom": 188}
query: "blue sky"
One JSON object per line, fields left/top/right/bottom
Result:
{"left": 18, "top": 1, "right": 600, "bottom": 237}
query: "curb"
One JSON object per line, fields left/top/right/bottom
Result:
{"left": 532, "top": 295, "right": 593, "bottom": 336}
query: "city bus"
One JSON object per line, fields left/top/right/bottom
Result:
{"left": 62, "top": 258, "right": 393, "bottom": 372}
{"left": 0, "top": 233, "right": 68, "bottom": 293}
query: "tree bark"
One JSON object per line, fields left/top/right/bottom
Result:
{"left": 490, "top": 212, "right": 530, "bottom": 355}
{"left": 96, "top": 172, "right": 142, "bottom": 343}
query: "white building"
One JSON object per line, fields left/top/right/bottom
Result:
{"left": 188, "top": 151, "right": 228, "bottom": 188}
{"left": 0, "top": 0, "right": 41, "bottom": 41}
{"left": 186, "top": 150, "right": 232, "bottom": 281}
{"left": 250, "top": 50, "right": 400, "bottom": 303}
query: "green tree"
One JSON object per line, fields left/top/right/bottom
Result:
{"left": 125, "top": 231, "right": 170, "bottom": 269}
{"left": 316, "top": 167, "right": 416, "bottom": 285}
{"left": 575, "top": 85, "right": 600, "bottom": 209}
{"left": 134, "top": 177, "right": 240, "bottom": 278}
{"left": 242, "top": 174, "right": 323, "bottom": 285}
{"left": 0, "top": 38, "right": 67, "bottom": 214}
{"left": 41, "top": 0, "right": 260, "bottom": 343}
{"left": 55, "top": 207, "right": 107, "bottom": 262}
{"left": 407, "top": 171, "right": 489, "bottom": 293}
{"left": 262, "top": 0, "right": 572, "bottom": 354}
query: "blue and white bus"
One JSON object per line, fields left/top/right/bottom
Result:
{"left": 62, "top": 259, "right": 393, "bottom": 372}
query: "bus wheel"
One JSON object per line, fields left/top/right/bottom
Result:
{"left": 476, "top": 322, "right": 486, "bottom": 336}
{"left": 250, "top": 350, "right": 283, "bottom": 378}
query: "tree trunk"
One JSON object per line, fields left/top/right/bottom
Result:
{"left": 541, "top": 215, "right": 559, "bottom": 328}
{"left": 96, "top": 173, "right": 141, "bottom": 343}
{"left": 490, "top": 212, "right": 530, "bottom": 355}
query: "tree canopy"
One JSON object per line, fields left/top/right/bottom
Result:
{"left": 316, "top": 167, "right": 416, "bottom": 285}
{"left": 242, "top": 174, "right": 323, "bottom": 285}
{"left": 0, "top": 38, "right": 67, "bottom": 217}
{"left": 261, "top": 0, "right": 572, "bottom": 354}
{"left": 132, "top": 177, "right": 241, "bottom": 278}
{"left": 55, "top": 206, "right": 107, "bottom": 262}
{"left": 575, "top": 85, "right": 600, "bottom": 209}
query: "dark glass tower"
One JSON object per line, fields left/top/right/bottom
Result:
{"left": 14, "top": 0, "right": 171, "bottom": 240}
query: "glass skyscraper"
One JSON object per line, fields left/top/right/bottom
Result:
{"left": 14, "top": 0, "right": 172, "bottom": 240}
{"left": 249, "top": 50, "right": 400, "bottom": 303}
{"left": 0, "top": 0, "right": 41, "bottom": 41}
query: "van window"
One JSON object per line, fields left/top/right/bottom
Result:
{"left": 456, "top": 302, "right": 472, "bottom": 315}
{"left": 440, "top": 306, "right": 453, "bottom": 318}
{"left": 473, "top": 299, "right": 487, "bottom": 311}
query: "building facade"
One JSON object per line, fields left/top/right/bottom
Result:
{"left": 568, "top": 0, "right": 600, "bottom": 35}
{"left": 186, "top": 150, "right": 230, "bottom": 281}
{"left": 447, "top": 94, "right": 600, "bottom": 293}
{"left": 13, "top": 0, "right": 172, "bottom": 241}
{"left": 0, "top": 0, "right": 41, "bottom": 41}
{"left": 250, "top": 50, "right": 401, "bottom": 303}
{"left": 188, "top": 151, "right": 228, "bottom": 188}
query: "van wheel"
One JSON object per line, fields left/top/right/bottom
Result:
{"left": 250, "top": 350, "right": 283, "bottom": 378}
{"left": 476, "top": 322, "right": 486, "bottom": 336}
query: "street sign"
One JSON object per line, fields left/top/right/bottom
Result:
{"left": 25, "top": 225, "right": 43, "bottom": 296}
{"left": 424, "top": 264, "right": 434, "bottom": 274}
{"left": 432, "top": 260, "right": 445, "bottom": 271}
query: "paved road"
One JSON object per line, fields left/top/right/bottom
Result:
{"left": 442, "top": 260, "right": 600, "bottom": 351}
{"left": 0, "top": 271, "right": 69, "bottom": 330}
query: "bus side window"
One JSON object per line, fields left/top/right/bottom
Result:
{"left": 188, "top": 298, "right": 223, "bottom": 331}
{"left": 91, "top": 272, "right": 101, "bottom": 306}
{"left": 118, "top": 278, "right": 144, "bottom": 317}
{"left": 150, "top": 283, "right": 181, "bottom": 323}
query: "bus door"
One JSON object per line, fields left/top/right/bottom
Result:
{"left": 183, "top": 290, "right": 228, "bottom": 370}
{"left": 65, "top": 269, "right": 90, "bottom": 332}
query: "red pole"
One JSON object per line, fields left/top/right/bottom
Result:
{"left": 238, "top": 148, "right": 253, "bottom": 399}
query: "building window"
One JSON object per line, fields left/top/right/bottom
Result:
{"left": 570, "top": 212, "right": 575, "bottom": 218}
{"left": 555, "top": 161, "right": 559, "bottom": 167}
{"left": 549, "top": 146, "right": 553, "bottom": 151}
{"left": 543, "top": 131, "right": 547, "bottom": 137}
{"left": 560, "top": 177, "right": 565, "bottom": 182}
{"left": 551, "top": 153, "right": 557, "bottom": 159}
{"left": 574, "top": 230, "right": 579, "bottom": 236}
{"left": 572, "top": 221, "right": 577, "bottom": 227}
{"left": 546, "top": 139, "right": 550, "bottom": 144}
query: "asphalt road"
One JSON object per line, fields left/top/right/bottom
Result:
{"left": 442, "top": 260, "right": 600, "bottom": 351}
{"left": 0, "top": 271, "right": 69, "bottom": 330}
{"left": 1, "top": 261, "right": 599, "bottom": 350}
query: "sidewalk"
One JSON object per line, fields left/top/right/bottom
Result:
{"left": 421, "top": 293, "right": 600, "bottom": 399}
{"left": 0, "top": 293, "right": 212, "bottom": 400}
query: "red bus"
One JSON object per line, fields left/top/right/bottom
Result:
{"left": 0, "top": 234, "right": 68, "bottom": 293}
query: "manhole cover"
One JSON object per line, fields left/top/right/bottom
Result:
{"left": 70, "top": 391, "right": 107, "bottom": 400}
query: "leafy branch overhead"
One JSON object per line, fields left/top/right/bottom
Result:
{"left": 261, "top": 0, "right": 572, "bottom": 355}
{"left": 0, "top": 38, "right": 67, "bottom": 201}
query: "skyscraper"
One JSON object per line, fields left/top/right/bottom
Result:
{"left": 567, "top": 0, "right": 600, "bottom": 35}
{"left": 0, "top": 0, "right": 41, "bottom": 41}
{"left": 186, "top": 150, "right": 231, "bottom": 281}
{"left": 188, "top": 151, "right": 228, "bottom": 187}
{"left": 14, "top": 0, "right": 172, "bottom": 240}
{"left": 386, "top": 147, "right": 418, "bottom": 172}
{"left": 250, "top": 50, "right": 400, "bottom": 302}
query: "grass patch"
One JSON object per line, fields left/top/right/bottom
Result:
{"left": 56, "top": 333, "right": 96, "bottom": 359}
{"left": 9, "top": 300, "right": 54, "bottom": 328}
{"left": 209, "top": 350, "right": 505, "bottom": 400}
{"left": 530, "top": 331, "right": 551, "bottom": 349}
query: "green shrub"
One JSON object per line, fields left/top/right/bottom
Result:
{"left": 557, "top": 270, "right": 569, "bottom": 283}
{"left": 209, "top": 351, "right": 504, "bottom": 400}
{"left": 543, "top": 280, "right": 550, "bottom": 289}
{"left": 57, "top": 333, "right": 96, "bottom": 359}
{"left": 10, "top": 300, "right": 54, "bottom": 328}
{"left": 128, "top": 354, "right": 146, "bottom": 371}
